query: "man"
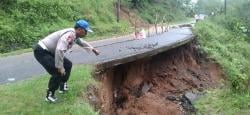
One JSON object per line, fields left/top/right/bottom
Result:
{"left": 33, "top": 19, "right": 100, "bottom": 103}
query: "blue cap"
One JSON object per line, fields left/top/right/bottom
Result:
{"left": 75, "top": 19, "right": 93, "bottom": 33}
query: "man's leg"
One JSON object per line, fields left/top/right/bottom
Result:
{"left": 47, "top": 73, "right": 61, "bottom": 101}
{"left": 63, "top": 57, "right": 72, "bottom": 83}
{"left": 59, "top": 58, "right": 72, "bottom": 93}
{"left": 33, "top": 45, "right": 61, "bottom": 102}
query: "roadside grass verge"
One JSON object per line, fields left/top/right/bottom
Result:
{"left": 0, "top": 65, "right": 98, "bottom": 115}
{"left": 194, "top": 18, "right": 250, "bottom": 92}
{"left": 195, "top": 88, "right": 250, "bottom": 115}
{"left": 193, "top": 16, "right": 250, "bottom": 114}
{"left": 0, "top": 48, "right": 32, "bottom": 57}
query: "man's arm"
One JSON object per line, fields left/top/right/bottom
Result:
{"left": 75, "top": 38, "right": 100, "bottom": 55}
{"left": 55, "top": 49, "right": 65, "bottom": 76}
{"left": 55, "top": 32, "right": 74, "bottom": 76}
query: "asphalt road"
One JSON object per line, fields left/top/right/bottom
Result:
{"left": 0, "top": 27, "right": 193, "bottom": 84}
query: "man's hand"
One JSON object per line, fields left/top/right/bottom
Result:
{"left": 92, "top": 49, "right": 100, "bottom": 56}
{"left": 58, "top": 68, "right": 66, "bottom": 76}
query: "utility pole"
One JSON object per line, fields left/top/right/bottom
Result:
{"left": 224, "top": 0, "right": 227, "bottom": 15}
{"left": 116, "top": 0, "right": 121, "bottom": 22}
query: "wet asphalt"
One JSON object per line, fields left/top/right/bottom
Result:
{"left": 0, "top": 27, "right": 193, "bottom": 84}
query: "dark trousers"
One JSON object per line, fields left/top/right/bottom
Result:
{"left": 33, "top": 44, "right": 72, "bottom": 94}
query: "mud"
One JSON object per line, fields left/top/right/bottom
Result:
{"left": 90, "top": 41, "right": 223, "bottom": 115}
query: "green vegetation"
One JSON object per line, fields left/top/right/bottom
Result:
{"left": 195, "top": 0, "right": 223, "bottom": 14}
{"left": 0, "top": 48, "right": 32, "bottom": 57}
{"left": 194, "top": 16, "right": 250, "bottom": 115}
{"left": 0, "top": 0, "right": 194, "bottom": 53}
{"left": 0, "top": 65, "right": 98, "bottom": 115}
{"left": 195, "top": 88, "right": 250, "bottom": 114}
{"left": 194, "top": 0, "right": 250, "bottom": 114}
{"left": 194, "top": 17, "right": 250, "bottom": 92}
{"left": 122, "top": 0, "right": 194, "bottom": 23}
{"left": 0, "top": 0, "right": 130, "bottom": 53}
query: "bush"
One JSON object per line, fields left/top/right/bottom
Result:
{"left": 122, "top": 0, "right": 187, "bottom": 24}
{"left": 0, "top": 0, "right": 130, "bottom": 53}
{"left": 194, "top": 16, "right": 250, "bottom": 92}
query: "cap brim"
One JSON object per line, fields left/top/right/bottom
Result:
{"left": 86, "top": 27, "right": 93, "bottom": 33}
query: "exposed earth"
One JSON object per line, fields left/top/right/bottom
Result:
{"left": 87, "top": 40, "right": 223, "bottom": 115}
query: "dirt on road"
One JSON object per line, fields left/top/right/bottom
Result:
{"left": 87, "top": 41, "right": 223, "bottom": 115}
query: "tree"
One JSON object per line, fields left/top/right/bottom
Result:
{"left": 235, "top": 0, "right": 250, "bottom": 36}
{"left": 195, "top": 0, "right": 223, "bottom": 14}
{"left": 131, "top": 0, "right": 139, "bottom": 8}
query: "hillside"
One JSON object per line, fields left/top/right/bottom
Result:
{"left": 0, "top": 0, "right": 129, "bottom": 53}
{"left": 0, "top": 0, "right": 190, "bottom": 53}
{"left": 192, "top": 0, "right": 250, "bottom": 114}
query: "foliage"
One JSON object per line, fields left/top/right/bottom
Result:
{"left": 0, "top": 65, "right": 98, "bottom": 115}
{"left": 0, "top": 0, "right": 130, "bottom": 53}
{"left": 0, "top": 0, "right": 17, "bottom": 12}
{"left": 195, "top": 88, "right": 250, "bottom": 115}
{"left": 194, "top": 0, "right": 224, "bottom": 15}
{"left": 194, "top": 17, "right": 250, "bottom": 92}
{"left": 0, "top": 0, "right": 196, "bottom": 53}
{"left": 122, "top": 0, "right": 193, "bottom": 24}
{"left": 194, "top": 1, "right": 250, "bottom": 114}
{"left": 229, "top": 0, "right": 250, "bottom": 37}
{"left": 195, "top": 0, "right": 250, "bottom": 37}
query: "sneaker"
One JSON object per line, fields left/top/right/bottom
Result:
{"left": 63, "top": 82, "right": 69, "bottom": 91}
{"left": 45, "top": 96, "right": 57, "bottom": 103}
{"left": 58, "top": 90, "right": 64, "bottom": 94}
{"left": 45, "top": 91, "right": 57, "bottom": 103}
{"left": 59, "top": 82, "right": 69, "bottom": 93}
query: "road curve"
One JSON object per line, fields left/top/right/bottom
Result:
{"left": 0, "top": 27, "right": 193, "bottom": 84}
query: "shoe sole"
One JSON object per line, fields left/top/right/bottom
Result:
{"left": 45, "top": 98, "right": 56, "bottom": 103}
{"left": 58, "top": 90, "right": 64, "bottom": 94}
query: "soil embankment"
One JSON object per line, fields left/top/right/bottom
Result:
{"left": 89, "top": 41, "right": 223, "bottom": 115}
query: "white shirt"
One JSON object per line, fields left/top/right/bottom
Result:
{"left": 39, "top": 28, "right": 94, "bottom": 69}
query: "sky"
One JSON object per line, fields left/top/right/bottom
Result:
{"left": 191, "top": 0, "right": 198, "bottom": 4}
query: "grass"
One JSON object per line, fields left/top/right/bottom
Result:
{"left": 194, "top": 18, "right": 250, "bottom": 92}
{"left": 0, "top": 65, "right": 98, "bottom": 115}
{"left": 193, "top": 16, "right": 250, "bottom": 114}
{"left": 0, "top": 17, "right": 194, "bottom": 58}
{"left": 0, "top": 48, "right": 32, "bottom": 57}
{"left": 195, "top": 88, "right": 250, "bottom": 115}
{"left": 0, "top": 0, "right": 131, "bottom": 53}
